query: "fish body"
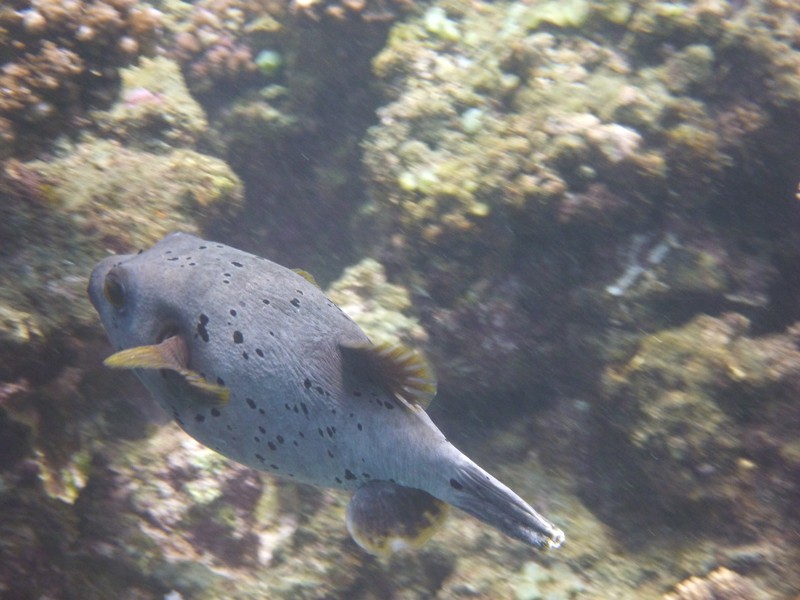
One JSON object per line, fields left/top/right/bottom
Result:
{"left": 88, "top": 232, "right": 564, "bottom": 554}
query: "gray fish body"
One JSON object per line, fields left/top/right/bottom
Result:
{"left": 89, "top": 232, "right": 564, "bottom": 551}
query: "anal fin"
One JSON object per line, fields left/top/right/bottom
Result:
{"left": 346, "top": 481, "right": 448, "bottom": 556}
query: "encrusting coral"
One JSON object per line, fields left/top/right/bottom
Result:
{"left": 0, "top": 0, "right": 161, "bottom": 156}
{"left": 663, "top": 567, "right": 760, "bottom": 600}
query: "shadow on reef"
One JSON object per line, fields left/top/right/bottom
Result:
{"left": 205, "top": 20, "right": 394, "bottom": 283}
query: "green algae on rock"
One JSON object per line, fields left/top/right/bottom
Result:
{"left": 326, "top": 257, "right": 427, "bottom": 346}
{"left": 94, "top": 56, "right": 210, "bottom": 148}
{"left": 603, "top": 313, "right": 800, "bottom": 516}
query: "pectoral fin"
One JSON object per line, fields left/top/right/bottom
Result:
{"left": 346, "top": 481, "right": 448, "bottom": 556}
{"left": 103, "top": 336, "right": 229, "bottom": 405}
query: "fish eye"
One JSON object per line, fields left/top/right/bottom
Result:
{"left": 103, "top": 273, "right": 126, "bottom": 309}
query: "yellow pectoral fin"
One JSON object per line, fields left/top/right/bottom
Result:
{"left": 103, "top": 336, "right": 229, "bottom": 405}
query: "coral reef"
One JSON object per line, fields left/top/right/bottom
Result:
{"left": 290, "top": 0, "right": 414, "bottom": 22}
{"left": 663, "top": 567, "right": 760, "bottom": 600}
{"left": 0, "top": 135, "right": 242, "bottom": 352}
{"left": 360, "top": 0, "right": 800, "bottom": 429}
{"left": 1, "top": 0, "right": 800, "bottom": 598}
{"left": 603, "top": 314, "right": 800, "bottom": 510}
{"left": 93, "top": 56, "right": 209, "bottom": 148}
{"left": 0, "top": 0, "right": 161, "bottom": 156}
{"left": 164, "top": 0, "right": 285, "bottom": 97}
{"left": 326, "top": 257, "right": 427, "bottom": 345}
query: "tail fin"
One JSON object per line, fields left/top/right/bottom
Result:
{"left": 448, "top": 459, "right": 565, "bottom": 550}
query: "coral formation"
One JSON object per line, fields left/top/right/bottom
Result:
{"left": 663, "top": 567, "right": 759, "bottom": 600}
{"left": 602, "top": 312, "right": 800, "bottom": 557}
{"left": 165, "top": 0, "right": 284, "bottom": 97}
{"left": 93, "top": 56, "right": 209, "bottom": 148}
{"left": 326, "top": 257, "right": 427, "bottom": 345}
{"left": 0, "top": 0, "right": 161, "bottom": 156}
{"left": 361, "top": 0, "right": 800, "bottom": 407}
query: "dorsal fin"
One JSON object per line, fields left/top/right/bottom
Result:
{"left": 292, "top": 268, "right": 320, "bottom": 288}
{"left": 340, "top": 340, "right": 437, "bottom": 410}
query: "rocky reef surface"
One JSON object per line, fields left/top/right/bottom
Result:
{"left": 1, "top": 0, "right": 799, "bottom": 598}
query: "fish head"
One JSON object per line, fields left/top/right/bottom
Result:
{"left": 88, "top": 235, "right": 190, "bottom": 353}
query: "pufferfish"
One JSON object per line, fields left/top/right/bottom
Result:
{"left": 88, "top": 232, "right": 565, "bottom": 555}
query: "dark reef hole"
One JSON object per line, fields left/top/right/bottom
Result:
{"left": 205, "top": 22, "right": 393, "bottom": 282}
{"left": 751, "top": 249, "right": 800, "bottom": 335}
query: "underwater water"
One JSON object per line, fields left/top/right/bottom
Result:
{"left": 1, "top": 0, "right": 800, "bottom": 598}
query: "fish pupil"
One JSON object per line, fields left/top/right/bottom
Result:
{"left": 103, "top": 275, "right": 126, "bottom": 309}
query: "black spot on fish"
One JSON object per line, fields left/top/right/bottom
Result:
{"left": 284, "top": 403, "right": 291, "bottom": 411}
{"left": 326, "top": 426, "right": 334, "bottom": 438}
{"left": 256, "top": 348, "right": 264, "bottom": 357}
{"left": 268, "top": 441, "right": 277, "bottom": 451}
{"left": 226, "top": 424, "right": 233, "bottom": 431}
{"left": 231, "top": 261, "right": 243, "bottom": 267}
{"left": 298, "top": 431, "right": 305, "bottom": 438}
{"left": 270, "top": 464, "right": 279, "bottom": 470}
{"left": 450, "top": 478, "right": 464, "bottom": 490}
{"left": 303, "top": 378, "right": 311, "bottom": 389}
{"left": 318, "top": 428, "right": 324, "bottom": 438}
{"left": 217, "top": 377, "right": 225, "bottom": 386}
{"left": 335, "top": 477, "right": 342, "bottom": 484}
{"left": 384, "top": 401, "right": 395, "bottom": 410}
{"left": 233, "top": 331, "right": 243, "bottom": 344}
{"left": 199, "top": 245, "right": 207, "bottom": 249}
{"left": 224, "top": 272, "right": 232, "bottom": 277}
{"left": 246, "top": 398, "right": 256, "bottom": 409}
{"left": 327, "top": 449, "right": 334, "bottom": 458}
{"left": 223, "top": 280, "right": 230, "bottom": 284}
{"left": 230, "top": 309, "right": 237, "bottom": 317}
{"left": 211, "top": 408, "right": 221, "bottom": 417}
{"left": 168, "top": 257, "right": 179, "bottom": 261}
{"left": 255, "top": 454, "right": 265, "bottom": 463}
{"left": 197, "top": 314, "right": 210, "bottom": 342}
{"left": 165, "top": 250, "right": 172, "bottom": 254}
{"left": 344, "top": 470, "right": 356, "bottom": 481}
{"left": 362, "top": 473, "right": 371, "bottom": 479}
{"left": 277, "top": 435, "right": 284, "bottom": 444}
{"left": 259, "top": 408, "right": 266, "bottom": 415}
{"left": 290, "top": 298, "right": 301, "bottom": 308}
{"left": 216, "top": 244, "right": 224, "bottom": 248}
{"left": 353, "top": 391, "right": 362, "bottom": 397}
{"left": 301, "top": 403, "right": 308, "bottom": 416}
{"left": 262, "top": 299, "right": 271, "bottom": 305}
{"left": 258, "top": 426, "right": 266, "bottom": 434}
{"left": 315, "top": 386, "right": 324, "bottom": 395}
{"left": 242, "top": 352, "right": 249, "bottom": 360}
{"left": 357, "top": 423, "right": 363, "bottom": 431}
{"left": 254, "top": 436, "right": 261, "bottom": 442}
{"left": 189, "top": 262, "right": 196, "bottom": 266}
{"left": 293, "top": 405, "right": 299, "bottom": 413}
